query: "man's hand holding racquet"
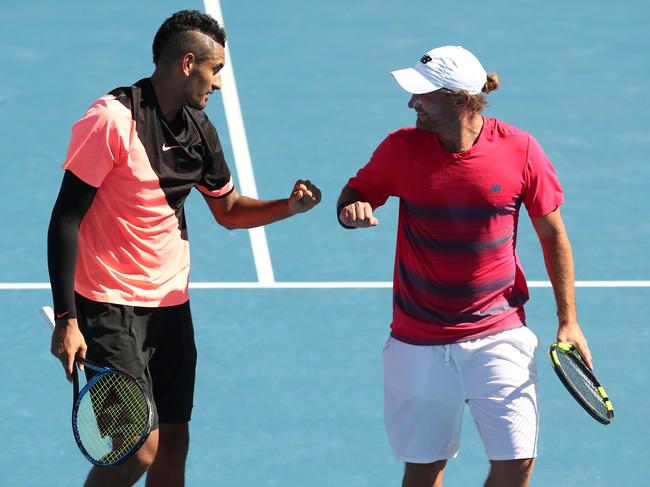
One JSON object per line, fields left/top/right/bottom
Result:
{"left": 557, "top": 320, "right": 592, "bottom": 370}
{"left": 51, "top": 317, "right": 87, "bottom": 382}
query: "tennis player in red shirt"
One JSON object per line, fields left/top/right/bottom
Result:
{"left": 337, "top": 45, "right": 592, "bottom": 487}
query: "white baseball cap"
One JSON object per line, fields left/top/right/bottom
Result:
{"left": 391, "top": 45, "right": 487, "bottom": 95}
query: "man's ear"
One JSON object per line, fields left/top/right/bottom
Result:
{"left": 181, "top": 53, "right": 196, "bottom": 77}
{"left": 454, "top": 92, "right": 470, "bottom": 107}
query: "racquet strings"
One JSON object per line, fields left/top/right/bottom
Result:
{"left": 555, "top": 351, "right": 609, "bottom": 419}
{"left": 75, "top": 373, "right": 149, "bottom": 465}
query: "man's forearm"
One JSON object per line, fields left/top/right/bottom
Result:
{"left": 48, "top": 171, "right": 97, "bottom": 318}
{"left": 540, "top": 232, "right": 577, "bottom": 324}
{"left": 220, "top": 196, "right": 294, "bottom": 229}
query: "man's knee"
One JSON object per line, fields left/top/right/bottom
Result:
{"left": 403, "top": 460, "right": 447, "bottom": 487}
{"left": 490, "top": 458, "right": 535, "bottom": 474}
{"left": 146, "top": 423, "right": 189, "bottom": 485}
{"left": 156, "top": 423, "right": 190, "bottom": 463}
{"left": 132, "top": 431, "right": 159, "bottom": 470}
{"left": 486, "top": 458, "right": 535, "bottom": 487}
{"left": 84, "top": 432, "right": 158, "bottom": 487}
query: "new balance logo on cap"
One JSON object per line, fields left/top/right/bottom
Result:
{"left": 420, "top": 54, "right": 433, "bottom": 64}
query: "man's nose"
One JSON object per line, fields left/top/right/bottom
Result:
{"left": 212, "top": 73, "right": 222, "bottom": 91}
{"left": 408, "top": 94, "right": 420, "bottom": 109}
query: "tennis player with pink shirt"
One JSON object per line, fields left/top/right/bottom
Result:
{"left": 48, "top": 10, "right": 320, "bottom": 487}
{"left": 337, "top": 45, "right": 593, "bottom": 487}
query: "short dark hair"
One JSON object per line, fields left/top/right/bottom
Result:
{"left": 152, "top": 10, "right": 227, "bottom": 65}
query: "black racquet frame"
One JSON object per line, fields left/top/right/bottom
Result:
{"left": 549, "top": 343, "right": 614, "bottom": 425}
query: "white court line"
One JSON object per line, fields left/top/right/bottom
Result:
{"left": 2, "top": 281, "right": 649, "bottom": 290}
{"left": 203, "top": 0, "right": 275, "bottom": 284}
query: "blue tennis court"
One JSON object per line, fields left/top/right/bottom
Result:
{"left": 1, "top": 0, "right": 649, "bottom": 485}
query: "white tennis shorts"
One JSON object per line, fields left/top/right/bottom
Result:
{"left": 382, "top": 326, "right": 539, "bottom": 463}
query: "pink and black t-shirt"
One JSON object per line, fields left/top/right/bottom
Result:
{"left": 62, "top": 78, "right": 233, "bottom": 307}
{"left": 347, "top": 117, "right": 563, "bottom": 344}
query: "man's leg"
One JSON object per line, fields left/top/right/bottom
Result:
{"left": 75, "top": 295, "right": 161, "bottom": 487}
{"left": 462, "top": 328, "right": 539, "bottom": 487}
{"left": 484, "top": 459, "right": 535, "bottom": 487}
{"left": 145, "top": 302, "right": 196, "bottom": 487}
{"left": 146, "top": 423, "right": 190, "bottom": 487}
{"left": 84, "top": 429, "right": 159, "bottom": 487}
{"left": 383, "top": 338, "right": 463, "bottom": 487}
{"left": 403, "top": 460, "right": 447, "bottom": 487}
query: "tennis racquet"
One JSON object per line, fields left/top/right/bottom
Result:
{"left": 549, "top": 342, "right": 614, "bottom": 425}
{"left": 41, "top": 306, "right": 154, "bottom": 466}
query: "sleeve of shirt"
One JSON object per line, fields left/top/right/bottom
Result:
{"left": 196, "top": 119, "right": 234, "bottom": 198}
{"left": 522, "top": 135, "right": 565, "bottom": 217}
{"left": 47, "top": 171, "right": 98, "bottom": 319}
{"left": 347, "top": 135, "right": 397, "bottom": 209}
{"left": 62, "top": 98, "right": 130, "bottom": 188}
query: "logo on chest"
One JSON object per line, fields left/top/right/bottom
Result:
{"left": 162, "top": 143, "right": 182, "bottom": 151}
{"left": 490, "top": 184, "right": 501, "bottom": 193}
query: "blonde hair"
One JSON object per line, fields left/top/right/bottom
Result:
{"left": 467, "top": 72, "right": 499, "bottom": 113}
{"left": 482, "top": 72, "right": 500, "bottom": 93}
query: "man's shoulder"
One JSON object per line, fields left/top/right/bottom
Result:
{"left": 83, "top": 85, "right": 137, "bottom": 123}
{"left": 484, "top": 117, "right": 531, "bottom": 139}
{"left": 73, "top": 97, "right": 129, "bottom": 135}
{"left": 91, "top": 93, "right": 131, "bottom": 111}
{"left": 379, "top": 126, "right": 424, "bottom": 149}
{"left": 387, "top": 126, "right": 420, "bottom": 140}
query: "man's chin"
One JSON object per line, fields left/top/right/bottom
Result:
{"left": 187, "top": 98, "right": 208, "bottom": 111}
{"left": 416, "top": 118, "right": 435, "bottom": 131}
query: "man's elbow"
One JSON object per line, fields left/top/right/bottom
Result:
{"left": 218, "top": 216, "right": 239, "bottom": 231}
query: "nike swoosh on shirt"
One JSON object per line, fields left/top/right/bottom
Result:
{"left": 162, "top": 143, "right": 182, "bottom": 151}
{"left": 56, "top": 311, "right": 69, "bottom": 319}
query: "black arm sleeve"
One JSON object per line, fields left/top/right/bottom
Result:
{"left": 47, "top": 170, "right": 97, "bottom": 319}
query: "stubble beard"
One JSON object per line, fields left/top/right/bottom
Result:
{"left": 416, "top": 117, "right": 436, "bottom": 132}
{"left": 187, "top": 97, "right": 207, "bottom": 111}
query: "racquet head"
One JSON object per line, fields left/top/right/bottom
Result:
{"left": 72, "top": 360, "right": 153, "bottom": 467}
{"left": 549, "top": 343, "right": 614, "bottom": 425}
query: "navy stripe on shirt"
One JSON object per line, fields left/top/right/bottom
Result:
{"left": 403, "top": 224, "right": 514, "bottom": 254}
{"left": 397, "top": 262, "right": 516, "bottom": 298}
{"left": 394, "top": 289, "right": 528, "bottom": 326}
{"left": 402, "top": 201, "right": 520, "bottom": 220}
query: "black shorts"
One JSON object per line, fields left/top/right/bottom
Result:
{"left": 75, "top": 293, "right": 197, "bottom": 429}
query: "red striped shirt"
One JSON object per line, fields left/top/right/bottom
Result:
{"left": 348, "top": 117, "right": 563, "bottom": 344}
